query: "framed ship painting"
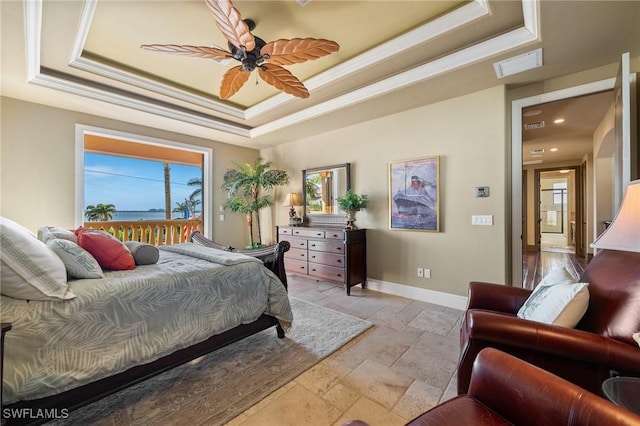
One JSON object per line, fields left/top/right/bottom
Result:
{"left": 389, "top": 156, "right": 440, "bottom": 231}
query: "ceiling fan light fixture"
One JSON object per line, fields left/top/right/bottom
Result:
{"left": 494, "top": 48, "right": 543, "bottom": 78}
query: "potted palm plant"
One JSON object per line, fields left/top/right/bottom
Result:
{"left": 337, "top": 189, "right": 368, "bottom": 229}
{"left": 221, "top": 158, "right": 289, "bottom": 248}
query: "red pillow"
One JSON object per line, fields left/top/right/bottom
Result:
{"left": 76, "top": 228, "right": 135, "bottom": 271}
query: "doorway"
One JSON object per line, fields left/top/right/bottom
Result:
{"left": 537, "top": 169, "right": 577, "bottom": 254}
{"left": 511, "top": 79, "right": 616, "bottom": 286}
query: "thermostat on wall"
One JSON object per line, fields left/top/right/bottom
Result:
{"left": 475, "top": 186, "right": 490, "bottom": 197}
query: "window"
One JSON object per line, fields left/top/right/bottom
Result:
{"left": 76, "top": 125, "right": 212, "bottom": 235}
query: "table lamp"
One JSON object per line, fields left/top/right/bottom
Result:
{"left": 283, "top": 192, "right": 302, "bottom": 226}
{"left": 591, "top": 179, "right": 640, "bottom": 252}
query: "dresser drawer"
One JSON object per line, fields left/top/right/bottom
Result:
{"left": 278, "top": 227, "right": 293, "bottom": 236}
{"left": 324, "top": 230, "right": 345, "bottom": 240}
{"left": 285, "top": 258, "right": 308, "bottom": 274}
{"left": 307, "top": 239, "right": 344, "bottom": 254}
{"left": 308, "top": 250, "right": 344, "bottom": 268}
{"left": 287, "top": 247, "right": 308, "bottom": 261}
{"left": 292, "top": 228, "right": 325, "bottom": 239}
{"left": 285, "top": 237, "right": 308, "bottom": 250}
{"left": 308, "top": 263, "right": 345, "bottom": 283}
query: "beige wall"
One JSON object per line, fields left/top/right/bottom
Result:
{"left": 262, "top": 86, "right": 508, "bottom": 297}
{"left": 0, "top": 97, "right": 260, "bottom": 249}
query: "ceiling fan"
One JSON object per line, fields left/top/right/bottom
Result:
{"left": 141, "top": 0, "right": 340, "bottom": 100}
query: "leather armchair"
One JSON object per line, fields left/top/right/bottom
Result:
{"left": 458, "top": 249, "right": 640, "bottom": 395}
{"left": 406, "top": 348, "right": 640, "bottom": 425}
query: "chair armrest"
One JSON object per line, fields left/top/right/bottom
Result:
{"left": 465, "top": 310, "right": 640, "bottom": 371}
{"left": 469, "top": 348, "right": 640, "bottom": 426}
{"left": 467, "top": 281, "right": 531, "bottom": 314}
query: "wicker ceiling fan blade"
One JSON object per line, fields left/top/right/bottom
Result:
{"left": 205, "top": 0, "right": 255, "bottom": 52}
{"left": 261, "top": 38, "right": 340, "bottom": 66}
{"left": 141, "top": 44, "right": 232, "bottom": 60}
{"left": 220, "top": 65, "right": 250, "bottom": 99}
{"left": 258, "top": 63, "right": 309, "bottom": 98}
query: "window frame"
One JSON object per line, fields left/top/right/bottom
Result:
{"left": 75, "top": 124, "right": 212, "bottom": 237}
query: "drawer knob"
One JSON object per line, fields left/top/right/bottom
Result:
{"left": 337, "top": 247, "right": 342, "bottom": 251}
{"left": 300, "top": 254, "right": 305, "bottom": 257}
{"left": 310, "top": 244, "right": 316, "bottom": 248}
{"left": 316, "top": 233, "right": 322, "bottom": 236}
{"left": 337, "top": 259, "right": 342, "bottom": 263}
{"left": 311, "top": 255, "right": 316, "bottom": 259}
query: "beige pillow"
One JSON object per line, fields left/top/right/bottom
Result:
{"left": 0, "top": 217, "right": 75, "bottom": 300}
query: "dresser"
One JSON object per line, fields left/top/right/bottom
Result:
{"left": 277, "top": 226, "right": 366, "bottom": 295}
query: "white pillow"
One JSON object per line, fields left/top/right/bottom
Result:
{"left": 536, "top": 267, "right": 577, "bottom": 287}
{"left": 517, "top": 270, "right": 589, "bottom": 328}
{"left": 46, "top": 239, "right": 105, "bottom": 279}
{"left": 0, "top": 217, "right": 75, "bottom": 300}
{"left": 38, "top": 226, "right": 78, "bottom": 244}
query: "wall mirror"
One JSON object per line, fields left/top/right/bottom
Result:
{"left": 303, "top": 163, "right": 351, "bottom": 224}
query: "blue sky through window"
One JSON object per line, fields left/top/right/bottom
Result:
{"left": 84, "top": 153, "right": 202, "bottom": 212}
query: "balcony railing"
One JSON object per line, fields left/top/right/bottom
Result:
{"left": 82, "top": 219, "right": 202, "bottom": 246}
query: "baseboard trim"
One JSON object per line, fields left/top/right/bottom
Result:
{"left": 364, "top": 279, "right": 468, "bottom": 311}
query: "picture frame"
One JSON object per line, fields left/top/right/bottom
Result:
{"left": 389, "top": 156, "right": 440, "bottom": 231}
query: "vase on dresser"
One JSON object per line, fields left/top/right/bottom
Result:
{"left": 345, "top": 210, "right": 358, "bottom": 229}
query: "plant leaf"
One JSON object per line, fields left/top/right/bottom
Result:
{"left": 205, "top": 0, "right": 255, "bottom": 52}
{"left": 261, "top": 38, "right": 339, "bottom": 65}
{"left": 140, "top": 44, "right": 231, "bottom": 59}
{"left": 258, "top": 64, "right": 309, "bottom": 98}
{"left": 220, "top": 65, "right": 250, "bottom": 99}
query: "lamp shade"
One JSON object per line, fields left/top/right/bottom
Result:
{"left": 591, "top": 179, "right": 640, "bottom": 252}
{"left": 283, "top": 193, "right": 301, "bottom": 207}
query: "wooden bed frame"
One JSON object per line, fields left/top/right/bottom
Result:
{"left": 2, "top": 234, "right": 291, "bottom": 425}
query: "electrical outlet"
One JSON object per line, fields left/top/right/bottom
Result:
{"left": 424, "top": 268, "right": 431, "bottom": 279}
{"left": 417, "top": 268, "right": 424, "bottom": 278}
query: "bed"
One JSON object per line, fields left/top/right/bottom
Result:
{"left": 0, "top": 219, "right": 292, "bottom": 425}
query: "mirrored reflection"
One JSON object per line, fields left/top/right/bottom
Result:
{"left": 303, "top": 164, "right": 350, "bottom": 217}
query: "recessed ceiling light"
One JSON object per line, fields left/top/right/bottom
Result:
{"left": 554, "top": 118, "right": 565, "bottom": 124}
{"left": 493, "top": 48, "right": 543, "bottom": 78}
{"left": 559, "top": 169, "right": 571, "bottom": 174}
{"left": 550, "top": 148, "right": 558, "bottom": 152}
{"left": 523, "top": 109, "right": 542, "bottom": 117}
{"left": 530, "top": 148, "right": 544, "bottom": 155}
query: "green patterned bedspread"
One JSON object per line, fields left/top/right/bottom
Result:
{"left": 0, "top": 243, "right": 293, "bottom": 404}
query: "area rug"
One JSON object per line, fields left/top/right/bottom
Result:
{"left": 52, "top": 297, "right": 372, "bottom": 426}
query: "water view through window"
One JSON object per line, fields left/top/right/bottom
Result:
{"left": 84, "top": 153, "right": 202, "bottom": 221}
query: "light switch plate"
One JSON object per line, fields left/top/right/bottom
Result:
{"left": 472, "top": 215, "right": 493, "bottom": 225}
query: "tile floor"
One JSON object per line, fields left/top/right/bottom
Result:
{"left": 226, "top": 275, "right": 464, "bottom": 426}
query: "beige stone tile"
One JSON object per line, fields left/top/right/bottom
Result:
{"left": 392, "top": 333, "right": 459, "bottom": 389}
{"left": 238, "top": 384, "right": 342, "bottom": 426}
{"left": 295, "top": 358, "right": 352, "bottom": 396}
{"left": 322, "top": 382, "right": 361, "bottom": 412}
{"left": 407, "top": 308, "right": 463, "bottom": 336}
{"left": 334, "top": 325, "right": 421, "bottom": 369}
{"left": 392, "top": 379, "right": 442, "bottom": 420}
{"left": 342, "top": 359, "right": 413, "bottom": 409}
{"left": 333, "top": 396, "right": 406, "bottom": 426}
{"left": 440, "top": 370, "right": 459, "bottom": 403}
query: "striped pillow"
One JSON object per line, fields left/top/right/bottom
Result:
{"left": 0, "top": 217, "right": 75, "bottom": 300}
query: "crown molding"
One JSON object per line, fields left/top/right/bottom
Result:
{"left": 25, "top": 0, "right": 539, "bottom": 141}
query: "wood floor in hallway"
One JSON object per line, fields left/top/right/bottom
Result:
{"left": 522, "top": 249, "right": 589, "bottom": 290}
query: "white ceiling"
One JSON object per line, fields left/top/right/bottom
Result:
{"left": 2, "top": 0, "right": 639, "bottom": 157}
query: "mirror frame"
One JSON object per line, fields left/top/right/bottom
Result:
{"left": 302, "top": 163, "right": 351, "bottom": 225}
